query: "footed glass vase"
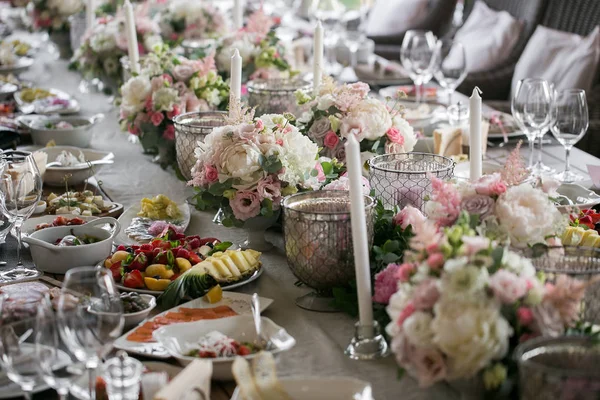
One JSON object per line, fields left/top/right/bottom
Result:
{"left": 241, "top": 211, "right": 280, "bottom": 252}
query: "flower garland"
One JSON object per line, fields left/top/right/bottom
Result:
{"left": 32, "top": 0, "right": 82, "bottom": 33}
{"left": 158, "top": 0, "right": 227, "bottom": 47}
{"left": 119, "top": 45, "right": 229, "bottom": 168}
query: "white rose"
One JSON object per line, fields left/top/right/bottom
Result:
{"left": 143, "top": 35, "right": 163, "bottom": 53}
{"left": 317, "top": 94, "right": 335, "bottom": 111}
{"left": 89, "top": 32, "right": 116, "bottom": 53}
{"left": 501, "top": 250, "right": 535, "bottom": 278}
{"left": 218, "top": 142, "right": 264, "bottom": 186}
{"left": 347, "top": 98, "right": 392, "bottom": 140}
{"left": 48, "top": 0, "right": 81, "bottom": 15}
{"left": 152, "top": 87, "right": 179, "bottom": 112}
{"left": 120, "top": 75, "right": 152, "bottom": 115}
{"left": 392, "top": 115, "right": 417, "bottom": 152}
{"left": 403, "top": 311, "right": 435, "bottom": 348}
{"left": 278, "top": 128, "right": 319, "bottom": 187}
{"left": 385, "top": 283, "right": 413, "bottom": 337}
{"left": 441, "top": 257, "right": 489, "bottom": 300}
{"left": 432, "top": 299, "right": 513, "bottom": 379}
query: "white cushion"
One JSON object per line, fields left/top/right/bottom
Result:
{"left": 366, "top": 0, "right": 429, "bottom": 37}
{"left": 512, "top": 25, "right": 600, "bottom": 95}
{"left": 450, "top": 1, "right": 522, "bottom": 73}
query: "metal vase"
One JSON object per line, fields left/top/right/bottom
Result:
{"left": 282, "top": 190, "right": 375, "bottom": 312}
{"left": 173, "top": 111, "right": 227, "bottom": 181}
{"left": 368, "top": 152, "right": 455, "bottom": 211}
{"left": 247, "top": 78, "right": 310, "bottom": 117}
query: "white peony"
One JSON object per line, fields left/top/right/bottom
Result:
{"left": 495, "top": 184, "right": 567, "bottom": 247}
{"left": 152, "top": 87, "right": 179, "bottom": 112}
{"left": 89, "top": 31, "right": 116, "bottom": 53}
{"left": 403, "top": 311, "right": 435, "bottom": 348}
{"left": 278, "top": 127, "right": 319, "bottom": 187}
{"left": 216, "top": 36, "right": 257, "bottom": 72}
{"left": 317, "top": 94, "right": 335, "bottom": 111}
{"left": 501, "top": 250, "right": 536, "bottom": 278}
{"left": 432, "top": 298, "right": 513, "bottom": 379}
{"left": 144, "top": 35, "right": 163, "bottom": 53}
{"left": 441, "top": 257, "right": 489, "bottom": 300}
{"left": 120, "top": 75, "right": 152, "bottom": 116}
{"left": 217, "top": 142, "right": 264, "bottom": 187}
{"left": 392, "top": 115, "right": 417, "bottom": 152}
{"left": 347, "top": 98, "right": 392, "bottom": 140}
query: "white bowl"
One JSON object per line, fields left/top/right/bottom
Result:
{"left": 123, "top": 294, "right": 156, "bottom": 329}
{"left": 39, "top": 146, "right": 114, "bottom": 186}
{"left": 19, "top": 114, "right": 103, "bottom": 148}
{"left": 231, "top": 376, "right": 374, "bottom": 400}
{"left": 153, "top": 315, "right": 296, "bottom": 380}
{"left": 21, "top": 217, "right": 120, "bottom": 274}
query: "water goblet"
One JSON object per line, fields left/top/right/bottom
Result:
{"left": 400, "top": 30, "right": 438, "bottom": 105}
{"left": 433, "top": 38, "right": 467, "bottom": 106}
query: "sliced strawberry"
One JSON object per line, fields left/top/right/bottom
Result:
{"left": 68, "top": 217, "right": 85, "bottom": 225}
{"left": 151, "top": 239, "right": 163, "bottom": 248}
{"left": 187, "top": 238, "right": 200, "bottom": 249}
{"left": 140, "top": 244, "right": 153, "bottom": 252}
{"left": 176, "top": 248, "right": 190, "bottom": 259}
{"left": 116, "top": 245, "right": 127, "bottom": 252}
{"left": 128, "top": 252, "right": 148, "bottom": 271}
{"left": 109, "top": 261, "right": 123, "bottom": 282}
{"left": 199, "top": 237, "right": 219, "bottom": 246}
{"left": 123, "top": 270, "right": 144, "bottom": 289}
{"left": 188, "top": 252, "right": 202, "bottom": 265}
{"left": 170, "top": 273, "right": 180, "bottom": 281}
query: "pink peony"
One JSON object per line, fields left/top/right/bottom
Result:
{"left": 151, "top": 76, "right": 166, "bottom": 91}
{"left": 323, "top": 131, "right": 339, "bottom": 149}
{"left": 473, "top": 173, "right": 507, "bottom": 196}
{"left": 461, "top": 235, "right": 490, "bottom": 255}
{"left": 410, "top": 346, "right": 447, "bottom": 388}
{"left": 347, "top": 81, "right": 370, "bottom": 99}
{"left": 151, "top": 112, "right": 165, "bottom": 127}
{"left": 426, "top": 253, "right": 444, "bottom": 269}
{"left": 412, "top": 279, "right": 440, "bottom": 310}
{"left": 393, "top": 205, "right": 426, "bottom": 230}
{"left": 172, "top": 64, "right": 196, "bottom": 82}
{"left": 256, "top": 175, "right": 281, "bottom": 202}
{"left": 489, "top": 270, "right": 528, "bottom": 304}
{"left": 162, "top": 124, "right": 175, "bottom": 140}
{"left": 255, "top": 119, "right": 264, "bottom": 130}
{"left": 230, "top": 190, "right": 261, "bottom": 221}
{"left": 339, "top": 117, "right": 365, "bottom": 141}
{"left": 543, "top": 275, "right": 587, "bottom": 328}
{"left": 395, "top": 263, "right": 416, "bottom": 283}
{"left": 373, "top": 263, "right": 400, "bottom": 304}
{"left": 204, "top": 165, "right": 218, "bottom": 183}
{"left": 517, "top": 307, "right": 534, "bottom": 326}
{"left": 386, "top": 126, "right": 405, "bottom": 145}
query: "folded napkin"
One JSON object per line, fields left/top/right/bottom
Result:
{"left": 432, "top": 121, "right": 490, "bottom": 157}
{"left": 153, "top": 359, "right": 212, "bottom": 400}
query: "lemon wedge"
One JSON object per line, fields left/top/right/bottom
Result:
{"left": 203, "top": 285, "right": 223, "bottom": 304}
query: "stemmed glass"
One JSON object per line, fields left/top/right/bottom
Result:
{"left": 550, "top": 89, "right": 589, "bottom": 182}
{"left": 311, "top": 0, "right": 345, "bottom": 76}
{"left": 400, "top": 30, "right": 438, "bottom": 104}
{"left": 511, "top": 78, "right": 553, "bottom": 172}
{"left": 0, "top": 295, "right": 45, "bottom": 400}
{"left": 433, "top": 38, "right": 467, "bottom": 105}
{"left": 0, "top": 157, "right": 11, "bottom": 245}
{"left": 343, "top": 19, "right": 365, "bottom": 70}
{"left": 0, "top": 150, "right": 42, "bottom": 282}
{"left": 35, "top": 295, "right": 85, "bottom": 400}
{"left": 56, "top": 266, "right": 123, "bottom": 400}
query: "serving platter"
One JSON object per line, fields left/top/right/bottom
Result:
{"left": 14, "top": 87, "right": 80, "bottom": 114}
{"left": 0, "top": 56, "right": 33, "bottom": 74}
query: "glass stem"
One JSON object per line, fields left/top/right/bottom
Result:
{"left": 448, "top": 89, "right": 452, "bottom": 106}
{"left": 15, "top": 221, "right": 22, "bottom": 266}
{"left": 22, "top": 392, "right": 31, "bottom": 400}
{"left": 350, "top": 49, "right": 357, "bottom": 69}
{"left": 58, "top": 391, "right": 68, "bottom": 400}
{"left": 415, "top": 81, "right": 421, "bottom": 105}
{"left": 528, "top": 138, "right": 535, "bottom": 168}
{"left": 564, "top": 146, "right": 572, "bottom": 174}
{"left": 537, "top": 133, "right": 544, "bottom": 164}
{"left": 88, "top": 367, "right": 96, "bottom": 400}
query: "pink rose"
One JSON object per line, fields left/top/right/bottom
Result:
{"left": 255, "top": 119, "right": 264, "bottom": 130}
{"left": 204, "top": 165, "right": 218, "bottom": 183}
{"left": 517, "top": 307, "right": 534, "bottom": 326}
{"left": 167, "top": 104, "right": 181, "bottom": 120}
{"left": 340, "top": 117, "right": 365, "bottom": 141}
{"left": 426, "top": 253, "right": 444, "bottom": 269}
{"left": 256, "top": 175, "right": 281, "bottom": 202}
{"left": 162, "top": 124, "right": 175, "bottom": 140}
{"left": 373, "top": 263, "right": 400, "bottom": 304}
{"left": 386, "top": 126, "right": 405, "bottom": 145}
{"left": 409, "top": 346, "right": 447, "bottom": 388}
{"left": 174, "top": 81, "right": 187, "bottom": 95}
{"left": 150, "top": 112, "right": 165, "bottom": 127}
{"left": 461, "top": 235, "right": 490, "bottom": 255}
{"left": 473, "top": 173, "right": 507, "bottom": 196}
{"left": 151, "top": 76, "right": 166, "bottom": 92}
{"left": 172, "top": 64, "right": 196, "bottom": 82}
{"left": 397, "top": 302, "right": 415, "bottom": 327}
{"left": 393, "top": 205, "right": 426, "bottom": 230}
{"left": 144, "top": 97, "right": 153, "bottom": 112}
{"left": 184, "top": 92, "right": 205, "bottom": 113}
{"left": 489, "top": 270, "right": 528, "bottom": 304}
{"left": 323, "top": 131, "right": 339, "bottom": 149}
{"left": 395, "top": 263, "right": 416, "bottom": 283}
{"left": 161, "top": 73, "right": 173, "bottom": 84}
{"left": 314, "top": 162, "right": 326, "bottom": 183}
{"left": 230, "top": 190, "right": 261, "bottom": 221}
{"left": 347, "top": 81, "right": 370, "bottom": 98}
{"left": 412, "top": 279, "right": 440, "bottom": 310}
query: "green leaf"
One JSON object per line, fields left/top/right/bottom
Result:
{"left": 260, "top": 198, "right": 274, "bottom": 217}
{"left": 222, "top": 218, "right": 234, "bottom": 228}
{"left": 208, "top": 241, "right": 233, "bottom": 255}
{"left": 321, "top": 161, "right": 333, "bottom": 176}
{"left": 397, "top": 367, "right": 406, "bottom": 380}
{"left": 382, "top": 240, "right": 400, "bottom": 253}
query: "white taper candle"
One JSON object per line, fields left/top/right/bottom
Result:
{"left": 233, "top": 0, "right": 244, "bottom": 30}
{"left": 469, "top": 87, "right": 482, "bottom": 181}
{"left": 230, "top": 48, "right": 242, "bottom": 116}
{"left": 123, "top": 0, "right": 140, "bottom": 74}
{"left": 312, "top": 21, "right": 323, "bottom": 96}
{"left": 86, "top": 0, "right": 95, "bottom": 30}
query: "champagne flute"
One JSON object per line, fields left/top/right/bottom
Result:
{"left": 550, "top": 89, "right": 589, "bottom": 182}
{"left": 511, "top": 78, "right": 552, "bottom": 172}
{"left": 0, "top": 150, "right": 42, "bottom": 282}
{"left": 433, "top": 38, "right": 467, "bottom": 106}
{"left": 35, "top": 295, "right": 85, "bottom": 400}
{"left": 0, "top": 157, "right": 11, "bottom": 245}
{"left": 57, "top": 267, "right": 124, "bottom": 400}
{"left": 400, "top": 30, "right": 437, "bottom": 105}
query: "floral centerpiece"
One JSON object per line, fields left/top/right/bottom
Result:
{"left": 31, "top": 0, "right": 82, "bottom": 33}
{"left": 119, "top": 45, "right": 229, "bottom": 168}
{"left": 158, "top": 0, "right": 227, "bottom": 47}
{"left": 296, "top": 77, "right": 417, "bottom": 166}
{"left": 70, "top": 12, "right": 162, "bottom": 92}
{"left": 215, "top": 10, "right": 295, "bottom": 81}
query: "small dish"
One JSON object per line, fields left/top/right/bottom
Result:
{"left": 123, "top": 294, "right": 156, "bottom": 329}
{"left": 0, "top": 57, "right": 33, "bottom": 74}
{"left": 33, "top": 200, "right": 46, "bottom": 214}
{"left": 153, "top": 315, "right": 296, "bottom": 380}
{"left": 39, "top": 146, "right": 114, "bottom": 186}
{"left": 20, "top": 214, "right": 99, "bottom": 237}
{"left": 556, "top": 183, "right": 600, "bottom": 212}
{"left": 14, "top": 87, "right": 80, "bottom": 114}
{"left": 18, "top": 115, "right": 103, "bottom": 148}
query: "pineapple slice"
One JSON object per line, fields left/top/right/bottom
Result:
{"left": 562, "top": 226, "right": 586, "bottom": 246}
{"left": 200, "top": 260, "right": 222, "bottom": 280}
{"left": 220, "top": 255, "right": 242, "bottom": 276}
{"left": 245, "top": 249, "right": 262, "bottom": 260}
{"left": 228, "top": 250, "right": 252, "bottom": 272}
{"left": 581, "top": 232, "right": 600, "bottom": 247}
{"left": 241, "top": 251, "right": 259, "bottom": 268}
{"left": 211, "top": 259, "right": 233, "bottom": 279}
{"left": 593, "top": 236, "right": 600, "bottom": 248}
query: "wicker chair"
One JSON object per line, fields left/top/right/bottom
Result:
{"left": 370, "top": 0, "right": 458, "bottom": 61}
{"left": 456, "top": 0, "right": 548, "bottom": 100}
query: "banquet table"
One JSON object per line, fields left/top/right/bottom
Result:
{"left": 10, "top": 52, "right": 600, "bottom": 400}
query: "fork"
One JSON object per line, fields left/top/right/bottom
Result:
{"left": 251, "top": 293, "right": 272, "bottom": 351}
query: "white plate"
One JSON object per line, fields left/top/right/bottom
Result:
{"left": 379, "top": 85, "right": 438, "bottom": 102}
{"left": 231, "top": 377, "right": 374, "bottom": 400}
{"left": 113, "top": 291, "right": 274, "bottom": 358}
{"left": 114, "top": 201, "right": 191, "bottom": 246}
{"left": 453, "top": 161, "right": 503, "bottom": 179}
{"left": 19, "top": 214, "right": 99, "bottom": 237}
{"left": 153, "top": 315, "right": 295, "bottom": 380}
{"left": 14, "top": 88, "right": 80, "bottom": 114}
{"left": 488, "top": 130, "right": 525, "bottom": 139}
{"left": 556, "top": 183, "right": 600, "bottom": 212}
{"left": 115, "top": 265, "right": 264, "bottom": 295}
{"left": 0, "top": 56, "right": 33, "bottom": 74}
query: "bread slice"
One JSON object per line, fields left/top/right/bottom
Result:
{"left": 232, "top": 357, "right": 262, "bottom": 400}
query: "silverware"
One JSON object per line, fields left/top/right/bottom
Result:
{"left": 0, "top": 262, "right": 6, "bottom": 266}
{"left": 251, "top": 293, "right": 271, "bottom": 351}
{"left": 46, "top": 159, "right": 114, "bottom": 168}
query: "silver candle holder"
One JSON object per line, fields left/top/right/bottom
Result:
{"left": 247, "top": 77, "right": 310, "bottom": 117}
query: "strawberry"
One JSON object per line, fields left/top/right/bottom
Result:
{"left": 140, "top": 244, "right": 153, "bottom": 252}
{"left": 109, "top": 261, "right": 123, "bottom": 282}
{"left": 188, "top": 252, "right": 202, "bottom": 265}
{"left": 176, "top": 248, "right": 190, "bottom": 259}
{"left": 187, "top": 238, "right": 200, "bottom": 250}
{"left": 128, "top": 253, "right": 148, "bottom": 271}
{"left": 153, "top": 250, "right": 174, "bottom": 266}
{"left": 151, "top": 239, "right": 163, "bottom": 248}
{"left": 68, "top": 217, "right": 85, "bottom": 225}
{"left": 116, "top": 245, "right": 127, "bottom": 252}
{"left": 158, "top": 241, "right": 172, "bottom": 250}
{"left": 123, "top": 270, "right": 144, "bottom": 289}
{"left": 199, "top": 237, "right": 219, "bottom": 246}
{"left": 175, "top": 233, "right": 186, "bottom": 240}
{"left": 170, "top": 273, "right": 180, "bottom": 281}
{"left": 53, "top": 216, "right": 68, "bottom": 226}
{"left": 152, "top": 247, "right": 161, "bottom": 258}
{"left": 237, "top": 345, "right": 251, "bottom": 356}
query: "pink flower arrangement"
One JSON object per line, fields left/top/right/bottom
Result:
{"left": 158, "top": 0, "right": 227, "bottom": 46}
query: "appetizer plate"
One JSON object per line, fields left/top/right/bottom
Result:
{"left": 113, "top": 292, "right": 273, "bottom": 359}
{"left": 556, "top": 183, "right": 600, "bottom": 212}
{"left": 0, "top": 56, "right": 33, "bottom": 74}
{"left": 153, "top": 315, "right": 296, "bottom": 380}
{"left": 114, "top": 266, "right": 264, "bottom": 295}
{"left": 40, "top": 146, "right": 114, "bottom": 186}
{"left": 231, "top": 377, "right": 374, "bottom": 400}
{"left": 115, "top": 201, "right": 191, "bottom": 246}
{"left": 20, "top": 214, "right": 99, "bottom": 236}
{"left": 14, "top": 88, "right": 80, "bottom": 114}
{"left": 379, "top": 84, "right": 438, "bottom": 102}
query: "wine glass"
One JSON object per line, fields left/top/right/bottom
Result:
{"left": 550, "top": 89, "right": 589, "bottom": 183}
{"left": 56, "top": 266, "right": 124, "bottom": 400}
{"left": 35, "top": 295, "right": 85, "bottom": 400}
{"left": 511, "top": 78, "right": 553, "bottom": 172}
{"left": 400, "top": 30, "right": 438, "bottom": 105}
{"left": 0, "top": 295, "right": 45, "bottom": 400}
{"left": 0, "top": 150, "right": 42, "bottom": 282}
{"left": 342, "top": 18, "right": 365, "bottom": 70}
{"left": 433, "top": 38, "right": 467, "bottom": 106}
{"left": 0, "top": 157, "right": 11, "bottom": 245}
{"left": 311, "top": 0, "right": 345, "bottom": 76}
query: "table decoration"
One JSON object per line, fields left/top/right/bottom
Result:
{"left": 31, "top": 0, "right": 83, "bottom": 58}
{"left": 230, "top": 48, "right": 242, "bottom": 113}
{"left": 312, "top": 20, "right": 323, "bottom": 96}
{"left": 469, "top": 87, "right": 482, "bottom": 180}
{"left": 70, "top": 12, "right": 161, "bottom": 94}
{"left": 68, "top": 11, "right": 86, "bottom": 53}
{"left": 296, "top": 77, "right": 417, "bottom": 165}
{"left": 233, "top": 0, "right": 243, "bottom": 31}
{"left": 158, "top": 0, "right": 227, "bottom": 48}
{"left": 247, "top": 77, "right": 310, "bottom": 117}
{"left": 123, "top": 0, "right": 139, "bottom": 74}
{"left": 119, "top": 45, "right": 229, "bottom": 168}
{"left": 368, "top": 152, "right": 454, "bottom": 211}
{"left": 188, "top": 111, "right": 319, "bottom": 249}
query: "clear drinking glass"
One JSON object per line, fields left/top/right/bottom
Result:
{"left": 0, "top": 150, "right": 42, "bottom": 282}
{"left": 0, "top": 295, "right": 45, "bottom": 400}
{"left": 103, "top": 352, "right": 143, "bottom": 400}
{"left": 400, "top": 30, "right": 438, "bottom": 104}
{"left": 311, "top": 0, "right": 344, "bottom": 76}
{"left": 57, "top": 267, "right": 124, "bottom": 400}
{"left": 433, "top": 39, "right": 467, "bottom": 106}
{"left": 511, "top": 78, "right": 553, "bottom": 172}
{"left": 343, "top": 20, "right": 365, "bottom": 70}
{"left": 550, "top": 89, "right": 589, "bottom": 182}
{"left": 35, "top": 296, "right": 85, "bottom": 400}
{"left": 0, "top": 157, "right": 11, "bottom": 245}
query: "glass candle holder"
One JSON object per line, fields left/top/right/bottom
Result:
{"left": 247, "top": 78, "right": 310, "bottom": 117}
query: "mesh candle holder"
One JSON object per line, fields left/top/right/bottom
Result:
{"left": 247, "top": 78, "right": 310, "bottom": 117}
{"left": 368, "top": 152, "right": 455, "bottom": 211}
{"left": 282, "top": 191, "right": 375, "bottom": 312}
{"left": 173, "top": 111, "right": 227, "bottom": 181}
